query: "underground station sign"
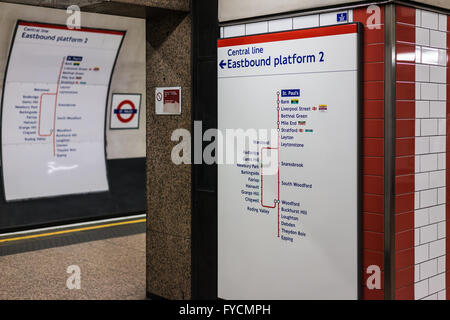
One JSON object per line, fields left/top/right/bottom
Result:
{"left": 110, "top": 93, "right": 141, "bottom": 129}
{"left": 217, "top": 23, "right": 361, "bottom": 299}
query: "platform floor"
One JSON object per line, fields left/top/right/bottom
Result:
{"left": 0, "top": 219, "right": 146, "bottom": 300}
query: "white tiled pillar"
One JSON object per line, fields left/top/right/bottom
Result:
{"left": 414, "top": 8, "right": 447, "bottom": 300}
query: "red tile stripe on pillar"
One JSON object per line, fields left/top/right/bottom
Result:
{"left": 354, "top": 6, "right": 385, "bottom": 300}
{"left": 394, "top": 5, "right": 415, "bottom": 300}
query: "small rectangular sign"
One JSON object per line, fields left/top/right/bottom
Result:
{"left": 281, "top": 89, "right": 300, "bottom": 97}
{"left": 67, "top": 56, "right": 83, "bottom": 62}
{"left": 337, "top": 12, "right": 348, "bottom": 22}
{"left": 155, "top": 87, "right": 182, "bottom": 115}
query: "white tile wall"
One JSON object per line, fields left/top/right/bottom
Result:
{"left": 421, "top": 10, "right": 439, "bottom": 30}
{"left": 420, "top": 83, "right": 439, "bottom": 100}
{"left": 415, "top": 229, "right": 421, "bottom": 246}
{"left": 438, "top": 256, "right": 446, "bottom": 272}
{"left": 416, "top": 46, "right": 422, "bottom": 64}
{"left": 438, "top": 83, "right": 446, "bottom": 100}
{"left": 416, "top": 119, "right": 422, "bottom": 136}
{"left": 438, "top": 221, "right": 446, "bottom": 238}
{"left": 293, "top": 15, "right": 319, "bottom": 29}
{"left": 423, "top": 293, "right": 438, "bottom": 299}
{"left": 429, "top": 273, "right": 446, "bottom": 293}
{"left": 430, "top": 136, "right": 445, "bottom": 153}
{"left": 416, "top": 100, "right": 430, "bottom": 118}
{"left": 416, "top": 156, "right": 421, "bottom": 173}
{"left": 416, "top": 82, "right": 422, "bottom": 100}
{"left": 414, "top": 9, "right": 447, "bottom": 301}
{"left": 430, "top": 66, "right": 446, "bottom": 84}
{"left": 416, "top": 137, "right": 430, "bottom": 154}
{"left": 437, "top": 188, "right": 446, "bottom": 203}
{"left": 429, "top": 204, "right": 446, "bottom": 223}
{"left": 416, "top": 9, "right": 422, "bottom": 26}
{"left": 438, "top": 154, "right": 446, "bottom": 169}
{"left": 415, "top": 173, "right": 429, "bottom": 191}
{"left": 438, "top": 50, "right": 446, "bottom": 66}
{"left": 223, "top": 24, "right": 245, "bottom": 38}
{"left": 416, "top": 64, "right": 430, "bottom": 82}
{"left": 420, "top": 189, "right": 438, "bottom": 207}
{"left": 421, "top": 47, "right": 439, "bottom": 65}
{"left": 268, "top": 18, "right": 292, "bottom": 32}
{"left": 420, "top": 225, "right": 438, "bottom": 243}
{"left": 347, "top": 10, "right": 353, "bottom": 24}
{"left": 415, "top": 192, "right": 421, "bottom": 209}
{"left": 420, "top": 154, "right": 437, "bottom": 172}
{"left": 438, "top": 187, "right": 446, "bottom": 204}
{"left": 415, "top": 279, "right": 429, "bottom": 299}
{"left": 438, "top": 14, "right": 447, "bottom": 32}
{"left": 220, "top": 10, "right": 354, "bottom": 39}
{"left": 420, "top": 119, "right": 438, "bottom": 136}
{"left": 420, "top": 259, "right": 437, "bottom": 279}
{"left": 430, "top": 30, "right": 446, "bottom": 49}
{"left": 245, "top": 21, "right": 268, "bottom": 35}
{"left": 438, "top": 119, "right": 446, "bottom": 135}
{"left": 415, "top": 208, "right": 429, "bottom": 227}
{"left": 416, "top": 27, "right": 430, "bottom": 46}
{"left": 429, "top": 239, "right": 446, "bottom": 258}
{"left": 429, "top": 170, "right": 445, "bottom": 188}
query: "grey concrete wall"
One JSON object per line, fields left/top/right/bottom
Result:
{"left": 118, "top": 0, "right": 189, "bottom": 11}
{"left": 1, "top": 0, "right": 189, "bottom": 11}
{"left": 145, "top": 8, "right": 192, "bottom": 300}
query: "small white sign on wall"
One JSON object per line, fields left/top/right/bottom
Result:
{"left": 155, "top": 87, "right": 182, "bottom": 115}
{"left": 110, "top": 93, "right": 141, "bottom": 129}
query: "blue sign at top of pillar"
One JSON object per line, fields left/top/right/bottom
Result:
{"left": 281, "top": 89, "right": 300, "bottom": 97}
{"left": 337, "top": 12, "right": 348, "bottom": 22}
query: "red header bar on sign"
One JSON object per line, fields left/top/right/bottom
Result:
{"left": 218, "top": 24, "right": 357, "bottom": 48}
{"left": 18, "top": 22, "right": 125, "bottom": 36}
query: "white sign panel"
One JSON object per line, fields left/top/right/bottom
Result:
{"left": 218, "top": 24, "right": 361, "bottom": 299}
{"left": 1, "top": 21, "right": 125, "bottom": 201}
{"left": 110, "top": 93, "right": 141, "bottom": 129}
{"left": 155, "top": 86, "right": 181, "bottom": 115}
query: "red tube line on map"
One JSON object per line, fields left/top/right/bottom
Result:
{"left": 260, "top": 146, "right": 278, "bottom": 209}
{"left": 38, "top": 93, "right": 56, "bottom": 136}
{"left": 259, "top": 91, "right": 281, "bottom": 237}
{"left": 37, "top": 57, "right": 65, "bottom": 156}
{"left": 53, "top": 57, "right": 65, "bottom": 156}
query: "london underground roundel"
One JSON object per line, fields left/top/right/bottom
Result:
{"left": 115, "top": 100, "right": 136, "bottom": 123}
{"left": 110, "top": 94, "right": 141, "bottom": 129}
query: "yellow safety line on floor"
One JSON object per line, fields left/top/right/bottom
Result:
{"left": 0, "top": 219, "right": 146, "bottom": 244}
